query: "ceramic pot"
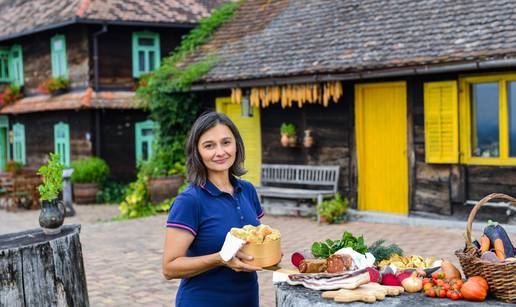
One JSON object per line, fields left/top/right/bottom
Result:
{"left": 280, "top": 134, "right": 289, "bottom": 147}
{"left": 303, "top": 129, "right": 314, "bottom": 148}
{"left": 39, "top": 198, "right": 65, "bottom": 235}
{"left": 288, "top": 135, "right": 297, "bottom": 147}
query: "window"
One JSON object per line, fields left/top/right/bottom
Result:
{"left": 10, "top": 45, "right": 23, "bottom": 85}
{"left": 54, "top": 122, "right": 70, "bottom": 166}
{"left": 51, "top": 35, "right": 67, "bottom": 78}
{"left": 459, "top": 74, "right": 516, "bottom": 165}
{"left": 135, "top": 120, "right": 155, "bottom": 163}
{"left": 0, "top": 50, "right": 9, "bottom": 82}
{"left": 132, "top": 32, "right": 160, "bottom": 77}
{"left": 12, "top": 123, "right": 25, "bottom": 164}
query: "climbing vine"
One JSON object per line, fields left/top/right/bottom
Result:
{"left": 116, "top": 1, "right": 242, "bottom": 219}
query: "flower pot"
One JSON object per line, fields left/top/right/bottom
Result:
{"left": 73, "top": 183, "right": 99, "bottom": 204}
{"left": 280, "top": 134, "right": 289, "bottom": 147}
{"left": 39, "top": 198, "right": 65, "bottom": 235}
{"left": 288, "top": 135, "right": 297, "bottom": 147}
{"left": 303, "top": 129, "right": 314, "bottom": 148}
{"left": 148, "top": 175, "right": 185, "bottom": 205}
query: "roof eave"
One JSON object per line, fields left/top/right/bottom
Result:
{"left": 189, "top": 58, "right": 516, "bottom": 91}
{"left": 0, "top": 17, "right": 197, "bottom": 43}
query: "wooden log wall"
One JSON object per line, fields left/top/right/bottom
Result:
{"left": 98, "top": 109, "right": 149, "bottom": 181}
{"left": 97, "top": 26, "right": 189, "bottom": 90}
{"left": 10, "top": 24, "right": 90, "bottom": 94}
{"left": 260, "top": 84, "right": 353, "bottom": 198}
{"left": 10, "top": 111, "right": 94, "bottom": 169}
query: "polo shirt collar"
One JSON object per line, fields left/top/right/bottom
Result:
{"left": 201, "top": 176, "right": 243, "bottom": 196}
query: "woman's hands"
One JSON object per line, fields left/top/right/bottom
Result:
{"left": 223, "top": 251, "right": 262, "bottom": 272}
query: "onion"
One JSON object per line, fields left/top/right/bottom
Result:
{"left": 401, "top": 272, "right": 423, "bottom": 293}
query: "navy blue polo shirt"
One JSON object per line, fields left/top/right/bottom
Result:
{"left": 166, "top": 177, "right": 264, "bottom": 307}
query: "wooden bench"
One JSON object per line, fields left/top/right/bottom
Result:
{"left": 255, "top": 164, "right": 340, "bottom": 221}
{"left": 464, "top": 200, "right": 515, "bottom": 216}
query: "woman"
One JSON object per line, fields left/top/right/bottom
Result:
{"left": 163, "top": 111, "right": 264, "bottom": 307}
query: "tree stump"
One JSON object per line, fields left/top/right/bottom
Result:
{"left": 0, "top": 225, "right": 89, "bottom": 307}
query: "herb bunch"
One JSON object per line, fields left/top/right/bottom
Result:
{"left": 37, "top": 153, "right": 64, "bottom": 201}
{"left": 311, "top": 231, "right": 368, "bottom": 259}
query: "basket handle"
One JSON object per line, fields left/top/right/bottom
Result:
{"left": 465, "top": 193, "right": 516, "bottom": 249}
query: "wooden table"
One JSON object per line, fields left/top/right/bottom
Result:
{"left": 0, "top": 225, "right": 89, "bottom": 307}
{"left": 276, "top": 282, "right": 514, "bottom": 306}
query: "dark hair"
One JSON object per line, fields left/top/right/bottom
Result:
{"left": 186, "top": 111, "right": 247, "bottom": 186}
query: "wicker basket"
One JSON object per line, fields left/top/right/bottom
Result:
{"left": 455, "top": 193, "right": 516, "bottom": 303}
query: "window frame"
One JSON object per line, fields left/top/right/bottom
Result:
{"left": 54, "top": 122, "right": 70, "bottom": 166}
{"left": 132, "top": 31, "right": 161, "bottom": 78}
{"left": 0, "top": 49, "right": 10, "bottom": 82}
{"left": 135, "top": 119, "right": 156, "bottom": 163}
{"left": 459, "top": 73, "right": 516, "bottom": 165}
{"left": 51, "top": 34, "right": 68, "bottom": 78}
{"left": 9, "top": 45, "right": 23, "bottom": 86}
{"left": 12, "top": 123, "right": 26, "bottom": 165}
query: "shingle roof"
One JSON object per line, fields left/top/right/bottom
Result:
{"left": 189, "top": 0, "right": 516, "bottom": 83}
{"left": 0, "top": 89, "right": 139, "bottom": 114}
{"left": 0, "top": 0, "right": 226, "bottom": 41}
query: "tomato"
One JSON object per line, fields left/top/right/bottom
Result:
{"left": 436, "top": 279, "right": 445, "bottom": 287}
{"left": 431, "top": 272, "right": 440, "bottom": 279}
{"left": 446, "top": 290, "right": 453, "bottom": 298}
{"left": 423, "top": 283, "right": 433, "bottom": 291}
{"left": 422, "top": 278, "right": 431, "bottom": 286}
{"left": 443, "top": 283, "right": 451, "bottom": 291}
{"left": 439, "top": 289, "right": 447, "bottom": 298}
{"left": 453, "top": 279, "right": 463, "bottom": 290}
{"left": 451, "top": 292, "right": 461, "bottom": 300}
{"left": 426, "top": 287, "right": 436, "bottom": 297}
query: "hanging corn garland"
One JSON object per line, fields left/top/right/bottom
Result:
{"left": 231, "top": 81, "right": 342, "bottom": 108}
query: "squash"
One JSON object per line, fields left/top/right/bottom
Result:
{"left": 483, "top": 220, "right": 515, "bottom": 258}
{"left": 440, "top": 260, "right": 461, "bottom": 280}
{"left": 461, "top": 277, "right": 488, "bottom": 301}
{"left": 468, "top": 276, "right": 489, "bottom": 291}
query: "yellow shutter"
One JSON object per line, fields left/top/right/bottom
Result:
{"left": 423, "top": 81, "right": 459, "bottom": 163}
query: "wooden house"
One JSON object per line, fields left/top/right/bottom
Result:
{"left": 0, "top": 0, "right": 223, "bottom": 181}
{"left": 183, "top": 0, "right": 516, "bottom": 218}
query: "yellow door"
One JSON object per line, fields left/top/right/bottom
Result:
{"left": 355, "top": 82, "right": 408, "bottom": 214}
{"left": 216, "top": 97, "right": 262, "bottom": 185}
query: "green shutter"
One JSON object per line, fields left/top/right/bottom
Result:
{"left": 12, "top": 123, "right": 26, "bottom": 165}
{"left": 51, "top": 35, "right": 68, "bottom": 78}
{"left": 132, "top": 32, "right": 160, "bottom": 78}
{"left": 424, "top": 81, "right": 459, "bottom": 163}
{"left": 0, "top": 50, "right": 10, "bottom": 82}
{"left": 135, "top": 120, "right": 156, "bottom": 163}
{"left": 54, "top": 122, "right": 70, "bottom": 166}
{"left": 9, "top": 45, "right": 23, "bottom": 85}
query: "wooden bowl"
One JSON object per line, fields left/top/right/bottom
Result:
{"left": 241, "top": 238, "right": 282, "bottom": 268}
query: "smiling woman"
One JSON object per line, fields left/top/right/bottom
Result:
{"left": 162, "top": 112, "right": 265, "bottom": 307}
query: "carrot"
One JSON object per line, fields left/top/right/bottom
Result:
{"left": 480, "top": 235, "right": 490, "bottom": 253}
{"left": 494, "top": 239, "right": 506, "bottom": 261}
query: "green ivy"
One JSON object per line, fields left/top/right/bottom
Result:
{"left": 119, "top": 1, "right": 242, "bottom": 219}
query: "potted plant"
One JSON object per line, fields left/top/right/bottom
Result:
{"left": 5, "top": 160, "right": 23, "bottom": 174}
{"left": 303, "top": 129, "right": 314, "bottom": 148}
{"left": 70, "top": 157, "right": 110, "bottom": 204}
{"left": 316, "top": 193, "right": 349, "bottom": 224}
{"left": 37, "top": 153, "right": 65, "bottom": 235}
{"left": 1, "top": 84, "right": 23, "bottom": 106}
{"left": 145, "top": 155, "right": 186, "bottom": 205}
{"left": 37, "top": 77, "right": 70, "bottom": 95}
{"left": 280, "top": 123, "right": 297, "bottom": 147}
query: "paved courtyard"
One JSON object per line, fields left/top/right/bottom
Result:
{"left": 1, "top": 205, "right": 512, "bottom": 307}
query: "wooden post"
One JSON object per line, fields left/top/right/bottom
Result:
{"left": 0, "top": 225, "right": 89, "bottom": 307}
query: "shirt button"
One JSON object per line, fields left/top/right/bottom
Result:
{"left": 240, "top": 216, "right": 244, "bottom": 220}
{"left": 237, "top": 206, "right": 240, "bottom": 209}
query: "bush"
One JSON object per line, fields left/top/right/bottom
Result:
{"left": 2, "top": 84, "right": 23, "bottom": 105}
{"left": 96, "top": 181, "right": 127, "bottom": 204}
{"left": 316, "top": 193, "right": 349, "bottom": 224}
{"left": 71, "top": 157, "right": 110, "bottom": 184}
